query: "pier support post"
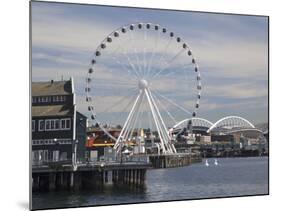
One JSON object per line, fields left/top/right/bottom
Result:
{"left": 125, "top": 170, "right": 128, "bottom": 184}
{"left": 129, "top": 170, "right": 132, "bottom": 185}
{"left": 32, "top": 174, "right": 40, "bottom": 191}
{"left": 136, "top": 169, "right": 140, "bottom": 186}
{"left": 132, "top": 170, "right": 136, "bottom": 185}
{"left": 112, "top": 170, "right": 115, "bottom": 183}
{"left": 104, "top": 171, "right": 108, "bottom": 183}
{"left": 49, "top": 173, "right": 56, "bottom": 191}
{"left": 139, "top": 170, "right": 144, "bottom": 186}
{"left": 70, "top": 172, "right": 74, "bottom": 189}
{"left": 74, "top": 172, "right": 82, "bottom": 190}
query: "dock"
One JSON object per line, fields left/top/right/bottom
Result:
{"left": 148, "top": 153, "right": 202, "bottom": 168}
{"left": 32, "top": 160, "right": 151, "bottom": 191}
{"left": 32, "top": 152, "right": 202, "bottom": 191}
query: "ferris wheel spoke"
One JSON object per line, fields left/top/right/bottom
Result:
{"left": 99, "top": 39, "right": 138, "bottom": 80}
{"left": 150, "top": 48, "right": 185, "bottom": 80}
{"left": 103, "top": 50, "right": 139, "bottom": 81}
{"left": 128, "top": 30, "right": 143, "bottom": 77}
{"left": 145, "top": 29, "right": 160, "bottom": 79}
{"left": 109, "top": 91, "right": 141, "bottom": 127}
{"left": 98, "top": 54, "right": 138, "bottom": 80}
{"left": 150, "top": 37, "right": 173, "bottom": 75}
{"left": 103, "top": 34, "right": 141, "bottom": 80}
{"left": 141, "top": 28, "right": 148, "bottom": 78}
{"left": 114, "top": 39, "right": 142, "bottom": 79}
{"left": 183, "top": 66, "right": 193, "bottom": 92}
{"left": 152, "top": 62, "right": 193, "bottom": 80}
{"left": 150, "top": 91, "right": 177, "bottom": 124}
{"left": 92, "top": 79, "right": 136, "bottom": 88}
{"left": 157, "top": 37, "right": 173, "bottom": 66}
{"left": 152, "top": 89, "right": 192, "bottom": 115}
{"left": 99, "top": 88, "right": 138, "bottom": 114}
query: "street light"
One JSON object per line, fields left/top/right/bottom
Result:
{"left": 72, "top": 139, "right": 79, "bottom": 171}
{"left": 53, "top": 138, "right": 58, "bottom": 162}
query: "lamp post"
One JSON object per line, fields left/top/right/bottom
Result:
{"left": 53, "top": 138, "right": 58, "bottom": 162}
{"left": 72, "top": 139, "right": 79, "bottom": 171}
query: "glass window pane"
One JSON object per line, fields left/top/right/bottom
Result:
{"left": 61, "top": 119, "right": 65, "bottom": 129}
{"left": 55, "top": 119, "right": 60, "bottom": 129}
{"left": 66, "top": 119, "right": 70, "bottom": 129}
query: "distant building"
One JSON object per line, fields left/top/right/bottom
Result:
{"left": 31, "top": 78, "right": 87, "bottom": 164}
{"left": 200, "top": 135, "right": 211, "bottom": 143}
{"left": 211, "top": 134, "right": 234, "bottom": 143}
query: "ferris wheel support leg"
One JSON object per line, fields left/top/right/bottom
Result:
{"left": 114, "top": 90, "right": 143, "bottom": 151}
{"left": 115, "top": 92, "right": 142, "bottom": 152}
{"left": 148, "top": 89, "right": 176, "bottom": 154}
{"left": 145, "top": 89, "right": 168, "bottom": 154}
{"left": 123, "top": 93, "right": 144, "bottom": 144}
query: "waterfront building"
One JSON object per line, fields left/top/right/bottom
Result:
{"left": 31, "top": 78, "right": 87, "bottom": 164}
{"left": 86, "top": 127, "right": 120, "bottom": 161}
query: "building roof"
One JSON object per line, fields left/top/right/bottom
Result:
{"left": 32, "top": 105, "right": 74, "bottom": 117}
{"left": 32, "top": 80, "right": 72, "bottom": 96}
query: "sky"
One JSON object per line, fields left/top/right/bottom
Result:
{"left": 31, "top": 1, "right": 268, "bottom": 127}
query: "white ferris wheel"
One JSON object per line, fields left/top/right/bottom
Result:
{"left": 85, "top": 22, "right": 202, "bottom": 154}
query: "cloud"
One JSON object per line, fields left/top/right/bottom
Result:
{"left": 32, "top": 4, "right": 117, "bottom": 53}
{"left": 195, "top": 39, "right": 268, "bottom": 79}
{"left": 33, "top": 52, "right": 86, "bottom": 66}
{"left": 31, "top": 2, "right": 268, "bottom": 125}
{"left": 204, "top": 81, "right": 268, "bottom": 99}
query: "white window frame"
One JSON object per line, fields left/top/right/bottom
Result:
{"left": 53, "top": 96, "right": 60, "bottom": 102}
{"left": 61, "top": 118, "right": 71, "bottom": 130}
{"left": 38, "top": 120, "right": 44, "bottom": 131}
{"left": 41, "top": 96, "right": 48, "bottom": 103}
{"left": 32, "top": 120, "right": 35, "bottom": 132}
{"left": 45, "top": 119, "right": 51, "bottom": 130}
{"left": 54, "top": 119, "right": 60, "bottom": 129}
{"left": 45, "top": 119, "right": 61, "bottom": 131}
{"left": 60, "top": 95, "right": 66, "bottom": 102}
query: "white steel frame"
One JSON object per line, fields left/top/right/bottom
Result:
{"left": 113, "top": 87, "right": 176, "bottom": 154}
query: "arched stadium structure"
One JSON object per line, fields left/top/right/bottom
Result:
{"left": 206, "top": 116, "right": 255, "bottom": 133}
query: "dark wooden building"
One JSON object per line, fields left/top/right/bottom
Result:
{"left": 31, "top": 78, "right": 87, "bottom": 164}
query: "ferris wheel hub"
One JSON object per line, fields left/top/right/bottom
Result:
{"left": 138, "top": 79, "right": 148, "bottom": 90}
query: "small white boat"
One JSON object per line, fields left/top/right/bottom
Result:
{"left": 214, "top": 158, "right": 218, "bottom": 166}
{"left": 205, "top": 159, "right": 209, "bottom": 167}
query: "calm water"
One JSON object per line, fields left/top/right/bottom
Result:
{"left": 32, "top": 157, "right": 268, "bottom": 210}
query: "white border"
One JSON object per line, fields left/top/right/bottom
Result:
{"left": 1, "top": 0, "right": 280, "bottom": 211}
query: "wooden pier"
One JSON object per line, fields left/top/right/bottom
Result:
{"left": 32, "top": 153, "right": 202, "bottom": 191}
{"left": 32, "top": 161, "right": 150, "bottom": 191}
